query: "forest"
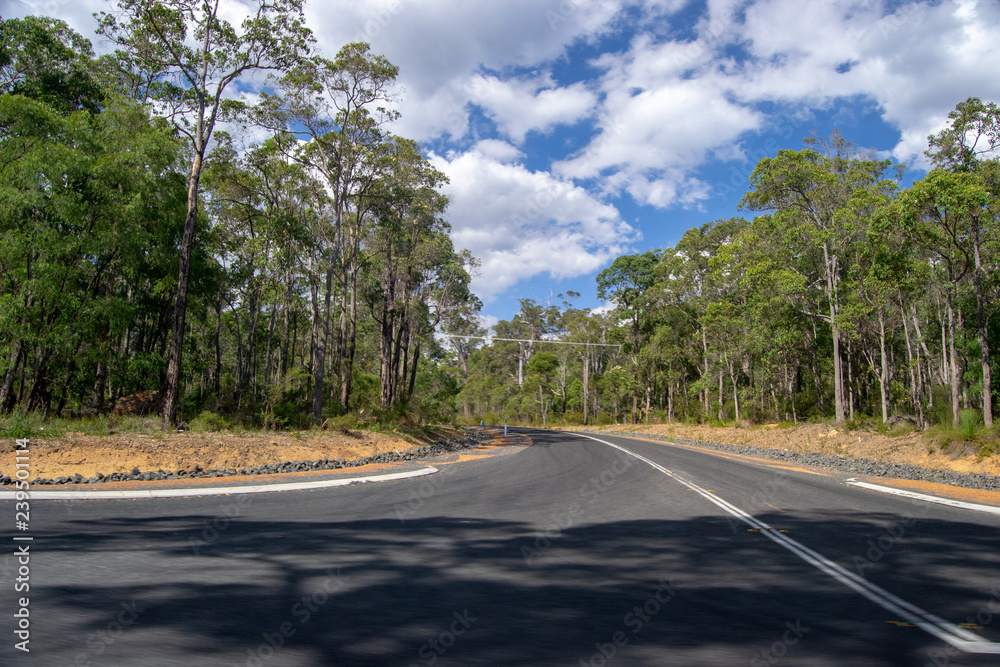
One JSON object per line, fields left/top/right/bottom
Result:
{"left": 460, "top": 118, "right": 999, "bottom": 433}
{"left": 1, "top": 6, "right": 997, "bottom": 436}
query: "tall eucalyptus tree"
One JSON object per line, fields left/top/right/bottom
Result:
{"left": 97, "top": 0, "right": 313, "bottom": 427}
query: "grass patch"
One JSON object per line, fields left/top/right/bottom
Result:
{"left": 0, "top": 409, "right": 458, "bottom": 441}
{"left": 887, "top": 424, "right": 917, "bottom": 438}
{"left": 976, "top": 425, "right": 999, "bottom": 459}
{"left": 0, "top": 411, "right": 51, "bottom": 439}
{"left": 959, "top": 409, "right": 983, "bottom": 440}
{"left": 926, "top": 411, "right": 992, "bottom": 452}
{"left": 188, "top": 411, "right": 233, "bottom": 433}
{"left": 0, "top": 412, "right": 165, "bottom": 438}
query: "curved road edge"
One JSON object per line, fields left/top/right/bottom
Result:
{"left": 0, "top": 466, "right": 440, "bottom": 500}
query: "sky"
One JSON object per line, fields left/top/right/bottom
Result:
{"left": 5, "top": 0, "right": 1000, "bottom": 328}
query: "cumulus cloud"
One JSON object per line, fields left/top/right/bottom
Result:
{"left": 469, "top": 73, "right": 598, "bottom": 144}
{"left": 429, "top": 141, "right": 637, "bottom": 300}
{"left": 729, "top": 0, "right": 1000, "bottom": 164}
{"left": 551, "top": 0, "right": 1000, "bottom": 209}
{"left": 555, "top": 72, "right": 761, "bottom": 206}
{"left": 302, "top": 0, "right": 627, "bottom": 142}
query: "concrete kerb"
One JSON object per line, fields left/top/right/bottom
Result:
{"left": 845, "top": 479, "right": 1000, "bottom": 517}
{"left": 0, "top": 466, "right": 440, "bottom": 500}
{"left": 0, "top": 426, "right": 529, "bottom": 501}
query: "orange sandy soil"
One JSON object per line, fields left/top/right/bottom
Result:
{"left": 580, "top": 422, "right": 1000, "bottom": 478}
{"left": 0, "top": 427, "right": 465, "bottom": 481}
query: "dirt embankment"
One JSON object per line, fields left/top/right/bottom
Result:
{"left": 1, "top": 428, "right": 458, "bottom": 481}
{"left": 4, "top": 421, "right": 997, "bottom": 483}
{"left": 585, "top": 422, "right": 1000, "bottom": 477}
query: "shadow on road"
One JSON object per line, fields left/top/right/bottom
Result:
{"left": 16, "top": 504, "right": 1000, "bottom": 666}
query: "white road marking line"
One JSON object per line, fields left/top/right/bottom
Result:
{"left": 580, "top": 434, "right": 1000, "bottom": 655}
{"left": 0, "top": 467, "right": 439, "bottom": 500}
{"left": 845, "top": 479, "right": 1000, "bottom": 517}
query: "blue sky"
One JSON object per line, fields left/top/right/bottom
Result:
{"left": 6, "top": 0, "right": 1000, "bottom": 327}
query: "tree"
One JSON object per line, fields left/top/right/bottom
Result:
{"left": 925, "top": 97, "right": 999, "bottom": 427}
{"left": 0, "top": 16, "right": 103, "bottom": 113}
{"left": 656, "top": 218, "right": 747, "bottom": 418}
{"left": 741, "top": 135, "right": 896, "bottom": 423}
{"left": 265, "top": 42, "right": 399, "bottom": 420}
{"left": 597, "top": 251, "right": 658, "bottom": 423}
{"left": 96, "top": 0, "right": 313, "bottom": 427}
{"left": 893, "top": 170, "right": 990, "bottom": 427}
{"left": 0, "top": 84, "right": 186, "bottom": 415}
{"left": 363, "top": 137, "right": 464, "bottom": 409}
{"left": 926, "top": 97, "right": 1000, "bottom": 172}
{"left": 203, "top": 134, "right": 319, "bottom": 405}
{"left": 525, "top": 352, "right": 558, "bottom": 426}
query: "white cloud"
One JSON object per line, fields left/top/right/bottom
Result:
{"left": 429, "top": 141, "right": 637, "bottom": 300}
{"left": 469, "top": 73, "right": 598, "bottom": 144}
{"left": 303, "top": 0, "right": 627, "bottom": 142}
{"left": 555, "top": 0, "right": 1000, "bottom": 210}
{"left": 725, "top": 0, "right": 1000, "bottom": 164}
{"left": 555, "top": 37, "right": 762, "bottom": 207}
{"left": 589, "top": 300, "right": 617, "bottom": 317}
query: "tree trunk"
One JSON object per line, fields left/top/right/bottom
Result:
{"left": 91, "top": 359, "right": 107, "bottom": 412}
{"left": 1, "top": 339, "right": 23, "bottom": 412}
{"left": 702, "top": 328, "right": 710, "bottom": 415}
{"left": 162, "top": 158, "right": 203, "bottom": 428}
{"left": 517, "top": 342, "right": 524, "bottom": 387}
{"left": 846, "top": 337, "right": 854, "bottom": 421}
{"left": 666, "top": 380, "right": 674, "bottom": 422}
{"left": 262, "top": 293, "right": 278, "bottom": 396}
{"left": 727, "top": 354, "right": 740, "bottom": 422}
{"left": 878, "top": 310, "right": 889, "bottom": 423}
{"left": 823, "top": 243, "right": 846, "bottom": 423}
{"left": 973, "top": 239, "right": 993, "bottom": 426}
{"left": 718, "top": 371, "right": 724, "bottom": 421}
{"left": 645, "top": 382, "right": 651, "bottom": 424}
{"left": 901, "top": 305, "right": 924, "bottom": 428}
{"left": 339, "top": 268, "right": 359, "bottom": 410}
{"left": 540, "top": 383, "right": 546, "bottom": 427}
{"left": 407, "top": 340, "right": 420, "bottom": 400}
{"left": 946, "top": 289, "right": 961, "bottom": 428}
{"left": 309, "top": 270, "right": 324, "bottom": 422}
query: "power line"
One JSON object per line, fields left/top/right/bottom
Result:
{"left": 437, "top": 333, "right": 620, "bottom": 350}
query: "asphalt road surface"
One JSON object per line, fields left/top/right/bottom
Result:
{"left": 3, "top": 428, "right": 1000, "bottom": 666}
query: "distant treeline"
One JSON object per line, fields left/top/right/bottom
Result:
{"left": 1, "top": 11, "right": 996, "bottom": 431}
{"left": 458, "top": 102, "right": 999, "bottom": 431}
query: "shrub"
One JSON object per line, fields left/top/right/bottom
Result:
{"left": 0, "top": 411, "right": 45, "bottom": 439}
{"left": 959, "top": 409, "right": 982, "bottom": 440}
{"left": 324, "top": 413, "right": 358, "bottom": 433}
{"left": 189, "top": 411, "right": 231, "bottom": 433}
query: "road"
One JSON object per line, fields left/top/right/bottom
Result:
{"left": 2, "top": 428, "right": 1000, "bottom": 666}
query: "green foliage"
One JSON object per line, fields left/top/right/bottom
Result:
{"left": 0, "top": 15, "right": 102, "bottom": 112}
{"left": 0, "top": 412, "right": 48, "bottom": 439}
{"left": 189, "top": 411, "right": 232, "bottom": 433}
{"left": 959, "top": 409, "right": 983, "bottom": 440}
{"left": 977, "top": 427, "right": 999, "bottom": 458}
{"left": 0, "top": 19, "right": 996, "bottom": 453}
{"left": 324, "top": 413, "right": 358, "bottom": 433}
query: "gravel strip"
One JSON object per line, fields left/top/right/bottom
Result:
{"left": 1, "top": 428, "right": 492, "bottom": 487}
{"left": 599, "top": 431, "right": 1000, "bottom": 492}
